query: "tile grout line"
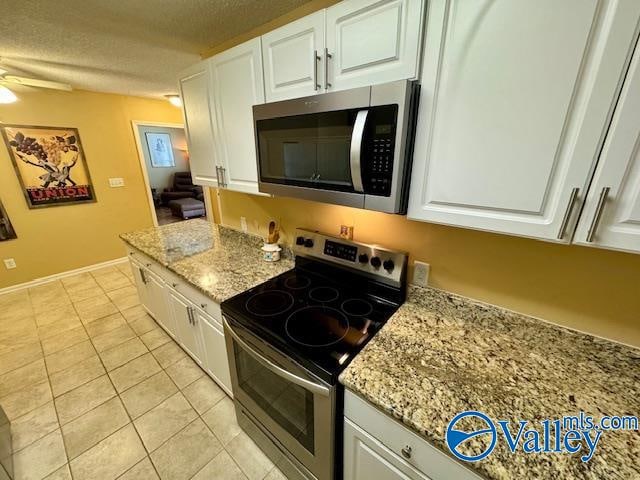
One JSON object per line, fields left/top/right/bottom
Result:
{"left": 3, "top": 271, "right": 277, "bottom": 480}
{"left": 29, "top": 283, "right": 71, "bottom": 479}
{"left": 66, "top": 270, "right": 165, "bottom": 480}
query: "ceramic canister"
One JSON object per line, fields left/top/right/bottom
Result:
{"left": 261, "top": 243, "right": 282, "bottom": 262}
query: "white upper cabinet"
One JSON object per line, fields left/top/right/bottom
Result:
{"left": 325, "top": 0, "right": 424, "bottom": 92}
{"left": 408, "top": 0, "right": 640, "bottom": 242}
{"left": 178, "top": 61, "right": 219, "bottom": 187}
{"left": 262, "top": 11, "right": 325, "bottom": 101}
{"left": 573, "top": 39, "right": 640, "bottom": 254}
{"left": 209, "top": 38, "right": 266, "bottom": 195}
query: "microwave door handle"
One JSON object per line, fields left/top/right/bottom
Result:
{"left": 223, "top": 318, "right": 330, "bottom": 397}
{"left": 350, "top": 109, "right": 369, "bottom": 193}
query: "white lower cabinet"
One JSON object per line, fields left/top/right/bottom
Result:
{"left": 167, "top": 288, "right": 205, "bottom": 366}
{"left": 128, "top": 253, "right": 232, "bottom": 395}
{"left": 144, "top": 270, "right": 175, "bottom": 338}
{"left": 131, "top": 260, "right": 151, "bottom": 312}
{"left": 345, "top": 420, "right": 428, "bottom": 480}
{"left": 196, "top": 310, "right": 233, "bottom": 395}
{"left": 344, "top": 391, "right": 481, "bottom": 480}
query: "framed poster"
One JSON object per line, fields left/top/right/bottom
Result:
{"left": 1, "top": 125, "right": 96, "bottom": 209}
{"left": 0, "top": 199, "right": 17, "bottom": 241}
{"left": 145, "top": 132, "right": 175, "bottom": 167}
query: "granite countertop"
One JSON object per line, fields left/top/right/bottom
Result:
{"left": 120, "top": 219, "right": 294, "bottom": 303}
{"left": 340, "top": 286, "right": 640, "bottom": 480}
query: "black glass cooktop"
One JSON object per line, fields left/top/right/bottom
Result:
{"left": 221, "top": 262, "right": 401, "bottom": 384}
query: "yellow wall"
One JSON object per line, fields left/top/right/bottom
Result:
{"left": 0, "top": 89, "right": 182, "bottom": 288}
{"left": 213, "top": 189, "right": 640, "bottom": 348}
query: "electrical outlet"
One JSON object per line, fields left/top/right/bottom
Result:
{"left": 412, "top": 261, "right": 430, "bottom": 287}
{"left": 240, "top": 216, "right": 248, "bottom": 233}
{"left": 108, "top": 177, "right": 125, "bottom": 187}
{"left": 3, "top": 258, "right": 16, "bottom": 270}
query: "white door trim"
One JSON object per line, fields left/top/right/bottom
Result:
{"left": 131, "top": 120, "right": 185, "bottom": 227}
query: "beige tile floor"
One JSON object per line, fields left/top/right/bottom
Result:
{"left": 0, "top": 264, "right": 287, "bottom": 480}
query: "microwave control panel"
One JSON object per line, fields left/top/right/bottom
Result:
{"left": 365, "top": 105, "right": 398, "bottom": 197}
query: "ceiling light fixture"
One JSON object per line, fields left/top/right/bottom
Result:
{"left": 165, "top": 95, "right": 182, "bottom": 107}
{"left": 0, "top": 85, "right": 17, "bottom": 104}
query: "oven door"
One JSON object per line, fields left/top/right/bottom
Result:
{"left": 223, "top": 317, "right": 335, "bottom": 480}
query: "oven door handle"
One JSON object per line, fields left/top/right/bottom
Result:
{"left": 224, "top": 318, "right": 330, "bottom": 397}
{"left": 350, "top": 109, "right": 368, "bottom": 193}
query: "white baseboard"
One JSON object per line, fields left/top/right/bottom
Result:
{"left": 0, "top": 257, "right": 129, "bottom": 296}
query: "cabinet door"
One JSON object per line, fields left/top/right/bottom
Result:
{"left": 145, "top": 272, "right": 176, "bottom": 339}
{"left": 130, "top": 260, "right": 151, "bottom": 313}
{"left": 178, "top": 61, "right": 219, "bottom": 187}
{"left": 344, "top": 420, "right": 429, "bottom": 480}
{"left": 325, "top": 0, "right": 424, "bottom": 92}
{"left": 166, "top": 289, "right": 203, "bottom": 366}
{"left": 407, "top": 0, "right": 640, "bottom": 242}
{"left": 196, "top": 311, "right": 233, "bottom": 396}
{"left": 210, "top": 38, "right": 265, "bottom": 195}
{"left": 262, "top": 11, "right": 325, "bottom": 101}
{"left": 573, "top": 38, "right": 640, "bottom": 253}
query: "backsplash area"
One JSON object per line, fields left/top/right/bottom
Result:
{"left": 211, "top": 188, "right": 640, "bottom": 348}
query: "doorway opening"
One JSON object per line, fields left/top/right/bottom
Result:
{"left": 132, "top": 121, "right": 211, "bottom": 226}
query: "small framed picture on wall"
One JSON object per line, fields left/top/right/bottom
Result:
{"left": 145, "top": 132, "right": 175, "bottom": 168}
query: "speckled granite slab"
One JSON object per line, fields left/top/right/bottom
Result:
{"left": 120, "top": 219, "right": 293, "bottom": 303}
{"left": 340, "top": 286, "right": 640, "bottom": 480}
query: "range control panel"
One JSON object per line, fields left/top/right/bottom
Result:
{"left": 293, "top": 228, "right": 408, "bottom": 287}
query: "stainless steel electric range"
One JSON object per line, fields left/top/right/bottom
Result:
{"left": 221, "top": 228, "right": 408, "bottom": 480}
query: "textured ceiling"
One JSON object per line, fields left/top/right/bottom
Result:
{"left": 0, "top": 0, "right": 312, "bottom": 98}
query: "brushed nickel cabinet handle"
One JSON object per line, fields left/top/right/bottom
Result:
{"left": 220, "top": 167, "right": 227, "bottom": 188}
{"left": 313, "top": 50, "right": 320, "bottom": 91}
{"left": 215, "top": 166, "right": 221, "bottom": 187}
{"left": 557, "top": 187, "right": 579, "bottom": 240}
{"left": 324, "top": 48, "right": 332, "bottom": 89}
{"left": 586, "top": 187, "right": 610, "bottom": 242}
{"left": 401, "top": 446, "right": 412, "bottom": 459}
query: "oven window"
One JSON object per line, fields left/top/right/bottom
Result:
{"left": 256, "top": 110, "right": 358, "bottom": 192}
{"left": 234, "top": 344, "right": 315, "bottom": 453}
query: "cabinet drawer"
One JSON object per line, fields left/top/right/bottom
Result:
{"left": 125, "top": 247, "right": 166, "bottom": 279}
{"left": 345, "top": 418, "right": 429, "bottom": 480}
{"left": 344, "top": 391, "right": 481, "bottom": 479}
{"left": 163, "top": 272, "right": 222, "bottom": 324}
{"left": 126, "top": 245, "right": 222, "bottom": 323}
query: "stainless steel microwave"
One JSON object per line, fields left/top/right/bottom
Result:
{"left": 253, "top": 80, "right": 420, "bottom": 213}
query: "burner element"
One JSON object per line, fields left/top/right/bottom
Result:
{"left": 309, "top": 286, "right": 339, "bottom": 303}
{"left": 285, "top": 306, "right": 349, "bottom": 347}
{"left": 284, "top": 275, "right": 312, "bottom": 290}
{"left": 341, "top": 298, "right": 373, "bottom": 317}
{"left": 245, "top": 290, "right": 294, "bottom": 317}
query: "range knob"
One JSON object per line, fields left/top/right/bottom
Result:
{"left": 383, "top": 259, "right": 395, "bottom": 272}
{"left": 370, "top": 256, "right": 381, "bottom": 269}
{"left": 296, "top": 236, "right": 305, "bottom": 246}
{"left": 304, "top": 238, "right": 314, "bottom": 248}
{"left": 358, "top": 253, "right": 369, "bottom": 264}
